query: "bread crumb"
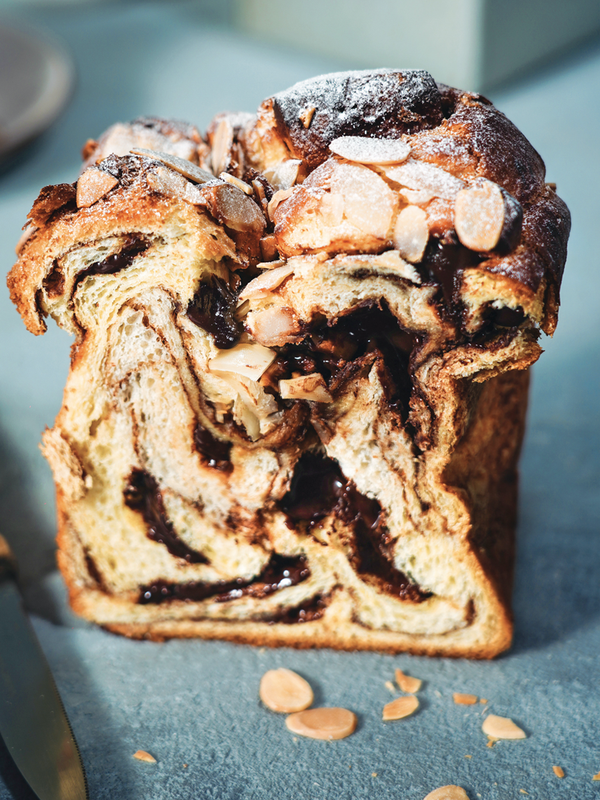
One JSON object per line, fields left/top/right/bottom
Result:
{"left": 593, "top": 771, "right": 600, "bottom": 781}
{"left": 133, "top": 750, "right": 157, "bottom": 763}
{"left": 464, "top": 755, "right": 472, "bottom": 759}
{"left": 384, "top": 680, "right": 396, "bottom": 693}
{"left": 372, "top": 772, "right": 378, "bottom": 778}
{"left": 453, "top": 693, "right": 477, "bottom": 705}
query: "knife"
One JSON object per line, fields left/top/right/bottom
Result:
{"left": 0, "top": 535, "right": 87, "bottom": 800}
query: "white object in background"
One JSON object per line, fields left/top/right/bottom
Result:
{"left": 235, "top": 0, "right": 600, "bottom": 91}
{"left": 0, "top": 24, "right": 74, "bottom": 160}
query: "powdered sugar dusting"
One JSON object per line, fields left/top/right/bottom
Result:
{"left": 383, "top": 158, "right": 464, "bottom": 199}
{"left": 329, "top": 136, "right": 411, "bottom": 165}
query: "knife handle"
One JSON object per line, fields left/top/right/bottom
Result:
{"left": 0, "top": 534, "right": 17, "bottom": 583}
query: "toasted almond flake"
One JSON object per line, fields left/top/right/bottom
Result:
{"left": 382, "top": 695, "right": 419, "bottom": 721}
{"left": 15, "top": 223, "right": 37, "bottom": 255}
{"left": 384, "top": 680, "right": 396, "bottom": 694}
{"left": 268, "top": 187, "right": 295, "bottom": 220}
{"left": 371, "top": 772, "right": 378, "bottom": 778}
{"left": 251, "top": 307, "right": 301, "bottom": 347}
{"left": 454, "top": 179, "right": 505, "bottom": 251}
{"left": 256, "top": 259, "right": 286, "bottom": 271}
{"left": 593, "top": 771, "right": 600, "bottom": 780}
{"left": 486, "top": 738, "right": 495, "bottom": 748}
{"left": 330, "top": 135, "right": 411, "bottom": 165}
{"left": 453, "top": 693, "right": 478, "bottom": 705}
{"left": 464, "top": 755, "right": 472, "bottom": 759}
{"left": 547, "top": 181, "right": 557, "bottom": 191}
{"left": 209, "top": 342, "right": 276, "bottom": 381}
{"left": 263, "top": 159, "right": 302, "bottom": 190}
{"left": 133, "top": 750, "right": 157, "bottom": 763}
{"left": 219, "top": 172, "right": 253, "bottom": 195}
{"left": 209, "top": 182, "right": 266, "bottom": 234}
{"left": 285, "top": 707, "right": 356, "bottom": 740}
{"left": 552, "top": 766, "right": 565, "bottom": 778}
{"left": 239, "top": 263, "right": 294, "bottom": 300}
{"left": 299, "top": 105, "right": 316, "bottom": 129}
{"left": 330, "top": 162, "right": 396, "bottom": 237}
{"left": 279, "top": 373, "right": 333, "bottom": 403}
{"left": 519, "top": 791, "right": 528, "bottom": 795}
{"left": 383, "top": 159, "right": 464, "bottom": 199}
{"left": 76, "top": 167, "right": 119, "bottom": 208}
{"left": 260, "top": 234, "right": 278, "bottom": 261}
{"left": 399, "top": 187, "right": 434, "bottom": 205}
{"left": 423, "top": 786, "right": 470, "bottom": 800}
{"left": 395, "top": 669, "right": 422, "bottom": 693}
{"left": 482, "top": 714, "right": 526, "bottom": 740}
{"left": 392, "top": 205, "right": 429, "bottom": 263}
{"left": 146, "top": 166, "right": 205, "bottom": 204}
{"left": 131, "top": 148, "right": 215, "bottom": 184}
{"left": 259, "top": 668, "right": 314, "bottom": 713}
{"left": 211, "top": 117, "right": 234, "bottom": 176}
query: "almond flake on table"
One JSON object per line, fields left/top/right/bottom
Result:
{"left": 133, "top": 750, "right": 157, "bottom": 763}
{"left": 394, "top": 668, "right": 422, "bottom": 693}
{"left": 552, "top": 765, "right": 565, "bottom": 778}
{"left": 259, "top": 668, "right": 313, "bottom": 713}
{"left": 482, "top": 714, "right": 526, "bottom": 740}
{"left": 285, "top": 707, "right": 357, "bottom": 740}
{"left": 453, "top": 692, "right": 478, "bottom": 705}
{"left": 382, "top": 695, "right": 419, "bottom": 721}
{"left": 423, "top": 786, "right": 469, "bottom": 800}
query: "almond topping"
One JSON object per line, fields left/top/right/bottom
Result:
{"left": 299, "top": 105, "right": 316, "bottom": 129}
{"left": 279, "top": 373, "right": 333, "bottom": 403}
{"left": 423, "top": 787, "right": 470, "bottom": 800}
{"left": 219, "top": 172, "right": 253, "bottom": 195}
{"left": 268, "top": 188, "right": 295, "bottom": 220}
{"left": 392, "top": 205, "right": 429, "bottom": 263}
{"left": 453, "top": 693, "right": 477, "bottom": 705}
{"left": 251, "top": 307, "right": 301, "bottom": 347}
{"left": 133, "top": 750, "right": 157, "bottom": 763}
{"left": 285, "top": 707, "right": 356, "bottom": 740}
{"left": 208, "top": 343, "right": 276, "bottom": 381}
{"left": 239, "top": 264, "right": 294, "bottom": 300}
{"left": 382, "top": 695, "right": 419, "bottom": 721}
{"left": 259, "top": 668, "right": 314, "bottom": 713}
{"left": 552, "top": 766, "right": 565, "bottom": 778}
{"left": 263, "top": 159, "right": 302, "bottom": 190}
{"left": 329, "top": 135, "right": 411, "bottom": 165}
{"left": 394, "top": 669, "right": 422, "bottom": 693}
{"left": 211, "top": 117, "right": 234, "bottom": 176}
{"left": 482, "top": 714, "right": 526, "bottom": 740}
{"left": 76, "top": 168, "right": 119, "bottom": 208}
{"left": 454, "top": 179, "right": 505, "bottom": 251}
{"left": 15, "top": 223, "right": 37, "bottom": 255}
{"left": 259, "top": 234, "right": 278, "bottom": 262}
{"left": 131, "top": 148, "right": 215, "bottom": 184}
{"left": 383, "top": 159, "right": 464, "bottom": 199}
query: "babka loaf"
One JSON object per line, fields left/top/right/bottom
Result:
{"left": 8, "top": 71, "right": 570, "bottom": 657}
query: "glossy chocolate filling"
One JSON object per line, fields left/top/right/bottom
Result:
{"left": 76, "top": 234, "right": 150, "bottom": 288}
{"left": 265, "top": 303, "right": 417, "bottom": 423}
{"left": 194, "top": 424, "right": 233, "bottom": 472}
{"left": 280, "top": 453, "right": 431, "bottom": 603}
{"left": 138, "top": 553, "right": 309, "bottom": 605}
{"left": 186, "top": 275, "right": 242, "bottom": 349}
{"left": 269, "top": 593, "right": 329, "bottom": 624}
{"left": 124, "top": 469, "right": 208, "bottom": 564}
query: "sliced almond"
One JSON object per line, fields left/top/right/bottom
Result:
{"left": 260, "top": 234, "right": 278, "bottom": 262}
{"left": 482, "top": 714, "right": 526, "bottom": 740}
{"left": 76, "top": 168, "right": 119, "bottom": 208}
{"left": 259, "top": 668, "right": 314, "bottom": 713}
{"left": 453, "top": 693, "right": 478, "bottom": 705}
{"left": 329, "top": 135, "right": 411, "bottom": 165}
{"left": 209, "top": 342, "right": 276, "bottom": 381}
{"left": 146, "top": 166, "right": 204, "bottom": 205}
{"left": 330, "top": 163, "right": 397, "bottom": 237}
{"left": 131, "top": 147, "right": 215, "bottom": 184}
{"left": 552, "top": 766, "right": 565, "bottom": 778}
{"left": 299, "top": 105, "right": 316, "bottom": 129}
{"left": 382, "top": 695, "right": 419, "bottom": 721}
{"left": 263, "top": 159, "right": 302, "bottom": 191}
{"left": 279, "top": 374, "right": 333, "bottom": 403}
{"left": 423, "top": 786, "right": 469, "bottom": 800}
{"left": 285, "top": 707, "right": 356, "bottom": 740}
{"left": 454, "top": 179, "right": 505, "bottom": 251}
{"left": 15, "top": 223, "right": 37, "bottom": 255}
{"left": 392, "top": 205, "right": 429, "bottom": 263}
{"left": 593, "top": 771, "right": 600, "bottom": 781}
{"left": 251, "top": 307, "right": 301, "bottom": 347}
{"left": 211, "top": 117, "right": 234, "bottom": 176}
{"left": 383, "top": 159, "right": 464, "bottom": 200}
{"left": 399, "top": 187, "right": 434, "bottom": 205}
{"left": 239, "top": 263, "right": 294, "bottom": 300}
{"left": 133, "top": 750, "right": 157, "bottom": 763}
{"left": 394, "top": 669, "right": 422, "bottom": 693}
{"left": 209, "top": 183, "right": 266, "bottom": 234}
{"left": 220, "top": 172, "right": 253, "bottom": 195}
{"left": 268, "top": 187, "right": 295, "bottom": 220}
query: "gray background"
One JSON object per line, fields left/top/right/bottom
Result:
{"left": 0, "top": 3, "right": 598, "bottom": 798}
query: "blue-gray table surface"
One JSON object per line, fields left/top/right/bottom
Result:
{"left": 0, "top": 3, "right": 598, "bottom": 798}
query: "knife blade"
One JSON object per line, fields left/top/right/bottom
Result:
{"left": 0, "top": 535, "right": 87, "bottom": 800}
